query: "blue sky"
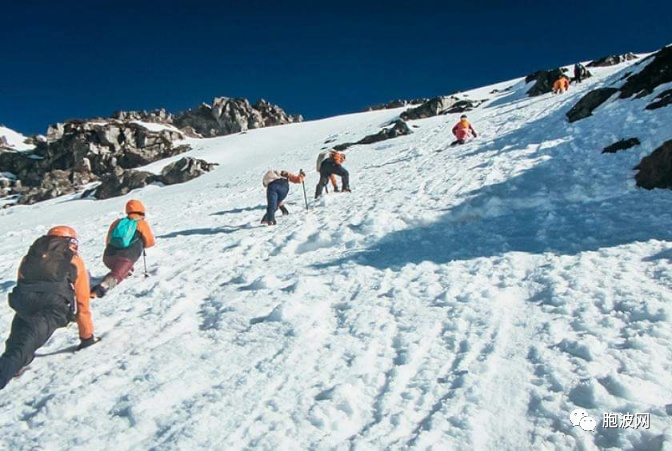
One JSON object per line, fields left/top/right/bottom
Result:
{"left": 1, "top": 0, "right": 670, "bottom": 134}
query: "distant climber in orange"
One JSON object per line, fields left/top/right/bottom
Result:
{"left": 315, "top": 150, "right": 350, "bottom": 198}
{"left": 451, "top": 115, "right": 478, "bottom": 145}
{"left": 553, "top": 76, "right": 570, "bottom": 94}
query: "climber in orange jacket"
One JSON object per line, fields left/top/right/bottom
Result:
{"left": 316, "top": 150, "right": 350, "bottom": 198}
{"left": 0, "top": 226, "right": 95, "bottom": 389}
{"left": 553, "top": 76, "right": 570, "bottom": 94}
{"left": 452, "top": 115, "right": 478, "bottom": 145}
{"left": 91, "top": 199, "right": 156, "bottom": 298}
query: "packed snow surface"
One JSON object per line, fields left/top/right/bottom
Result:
{"left": 1, "top": 57, "right": 672, "bottom": 450}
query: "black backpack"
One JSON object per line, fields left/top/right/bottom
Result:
{"left": 19, "top": 235, "right": 77, "bottom": 284}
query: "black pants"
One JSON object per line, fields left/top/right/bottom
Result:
{"left": 0, "top": 290, "right": 71, "bottom": 389}
{"left": 315, "top": 160, "right": 349, "bottom": 198}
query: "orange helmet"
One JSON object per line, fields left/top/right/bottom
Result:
{"left": 125, "top": 199, "right": 145, "bottom": 215}
{"left": 47, "top": 225, "right": 78, "bottom": 239}
{"left": 47, "top": 225, "right": 79, "bottom": 250}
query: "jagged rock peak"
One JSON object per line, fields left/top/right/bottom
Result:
{"left": 112, "top": 109, "right": 173, "bottom": 123}
{"left": 400, "top": 96, "right": 460, "bottom": 121}
{"left": 173, "top": 97, "right": 301, "bottom": 138}
{"left": 365, "top": 98, "right": 428, "bottom": 111}
{"left": 588, "top": 52, "right": 638, "bottom": 67}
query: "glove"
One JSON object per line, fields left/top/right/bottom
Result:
{"left": 77, "top": 335, "right": 97, "bottom": 351}
{"left": 299, "top": 169, "right": 306, "bottom": 177}
{"left": 473, "top": 132, "right": 478, "bottom": 138}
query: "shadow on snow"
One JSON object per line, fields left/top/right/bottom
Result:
{"left": 316, "top": 109, "right": 672, "bottom": 270}
{"left": 158, "top": 225, "right": 253, "bottom": 238}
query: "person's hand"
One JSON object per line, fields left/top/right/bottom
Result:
{"left": 77, "top": 335, "right": 98, "bottom": 350}
{"left": 299, "top": 169, "right": 306, "bottom": 177}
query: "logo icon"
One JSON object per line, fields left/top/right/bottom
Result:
{"left": 570, "top": 408, "right": 596, "bottom": 432}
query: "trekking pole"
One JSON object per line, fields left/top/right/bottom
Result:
{"left": 143, "top": 250, "right": 149, "bottom": 277}
{"left": 300, "top": 169, "right": 308, "bottom": 210}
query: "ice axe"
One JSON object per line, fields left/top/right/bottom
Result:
{"left": 143, "top": 250, "right": 149, "bottom": 277}
{"left": 300, "top": 169, "right": 308, "bottom": 210}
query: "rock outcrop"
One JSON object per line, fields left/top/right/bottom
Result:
{"left": 566, "top": 88, "right": 619, "bottom": 123}
{"left": 1, "top": 120, "right": 190, "bottom": 205}
{"left": 334, "top": 120, "right": 412, "bottom": 151}
{"left": 635, "top": 140, "right": 672, "bottom": 189}
{"left": 93, "top": 167, "right": 159, "bottom": 200}
{"left": 619, "top": 46, "right": 672, "bottom": 99}
{"left": 441, "top": 99, "right": 486, "bottom": 114}
{"left": 646, "top": 89, "right": 672, "bottom": 110}
{"left": 526, "top": 68, "right": 569, "bottom": 97}
{"left": 160, "top": 157, "right": 218, "bottom": 185}
{"left": 400, "top": 96, "right": 459, "bottom": 121}
{"left": 602, "top": 138, "right": 640, "bottom": 154}
{"left": 92, "top": 157, "right": 218, "bottom": 199}
{"left": 366, "top": 98, "right": 428, "bottom": 111}
{"left": 588, "top": 53, "right": 638, "bottom": 67}
{"left": 567, "top": 47, "right": 672, "bottom": 123}
{"left": 112, "top": 109, "right": 173, "bottom": 123}
{"left": 1, "top": 95, "right": 300, "bottom": 207}
{"left": 173, "top": 97, "right": 301, "bottom": 137}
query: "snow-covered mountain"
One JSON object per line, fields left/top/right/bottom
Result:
{"left": 1, "top": 49, "right": 671, "bottom": 450}
{"left": 0, "top": 125, "right": 34, "bottom": 151}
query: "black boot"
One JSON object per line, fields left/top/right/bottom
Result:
{"left": 91, "top": 275, "right": 117, "bottom": 298}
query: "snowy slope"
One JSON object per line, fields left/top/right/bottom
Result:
{"left": 0, "top": 125, "right": 34, "bottom": 151}
{"left": 1, "top": 55, "right": 672, "bottom": 450}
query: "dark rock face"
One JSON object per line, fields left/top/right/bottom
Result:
{"left": 160, "top": 157, "right": 218, "bottom": 185}
{"left": 646, "top": 89, "right": 672, "bottom": 110}
{"left": 0, "top": 173, "right": 15, "bottom": 195}
{"left": 112, "top": 109, "right": 173, "bottom": 123}
{"left": 173, "top": 97, "right": 301, "bottom": 137}
{"left": 441, "top": 99, "right": 486, "bottom": 114}
{"left": 18, "top": 169, "right": 94, "bottom": 205}
{"left": 635, "top": 140, "right": 672, "bottom": 189}
{"left": 254, "top": 99, "right": 303, "bottom": 126}
{"left": 566, "top": 88, "right": 619, "bottom": 123}
{"left": 356, "top": 120, "right": 412, "bottom": 145}
{"left": 619, "top": 46, "right": 672, "bottom": 99}
{"left": 588, "top": 52, "right": 638, "bottom": 67}
{"left": 366, "top": 98, "right": 428, "bottom": 111}
{"left": 1, "top": 95, "right": 300, "bottom": 207}
{"left": 526, "top": 68, "right": 569, "bottom": 97}
{"left": 602, "top": 137, "right": 640, "bottom": 154}
{"left": 93, "top": 157, "right": 218, "bottom": 199}
{"left": 567, "top": 47, "right": 671, "bottom": 123}
{"left": 400, "top": 96, "right": 459, "bottom": 120}
{"left": 94, "top": 167, "right": 159, "bottom": 200}
{"left": 334, "top": 120, "right": 412, "bottom": 151}
{"left": 0, "top": 120, "right": 190, "bottom": 205}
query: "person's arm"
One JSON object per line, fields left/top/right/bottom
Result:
{"left": 137, "top": 220, "right": 156, "bottom": 248}
{"left": 452, "top": 124, "right": 459, "bottom": 136}
{"left": 72, "top": 255, "right": 93, "bottom": 340}
{"left": 285, "top": 172, "right": 305, "bottom": 184}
